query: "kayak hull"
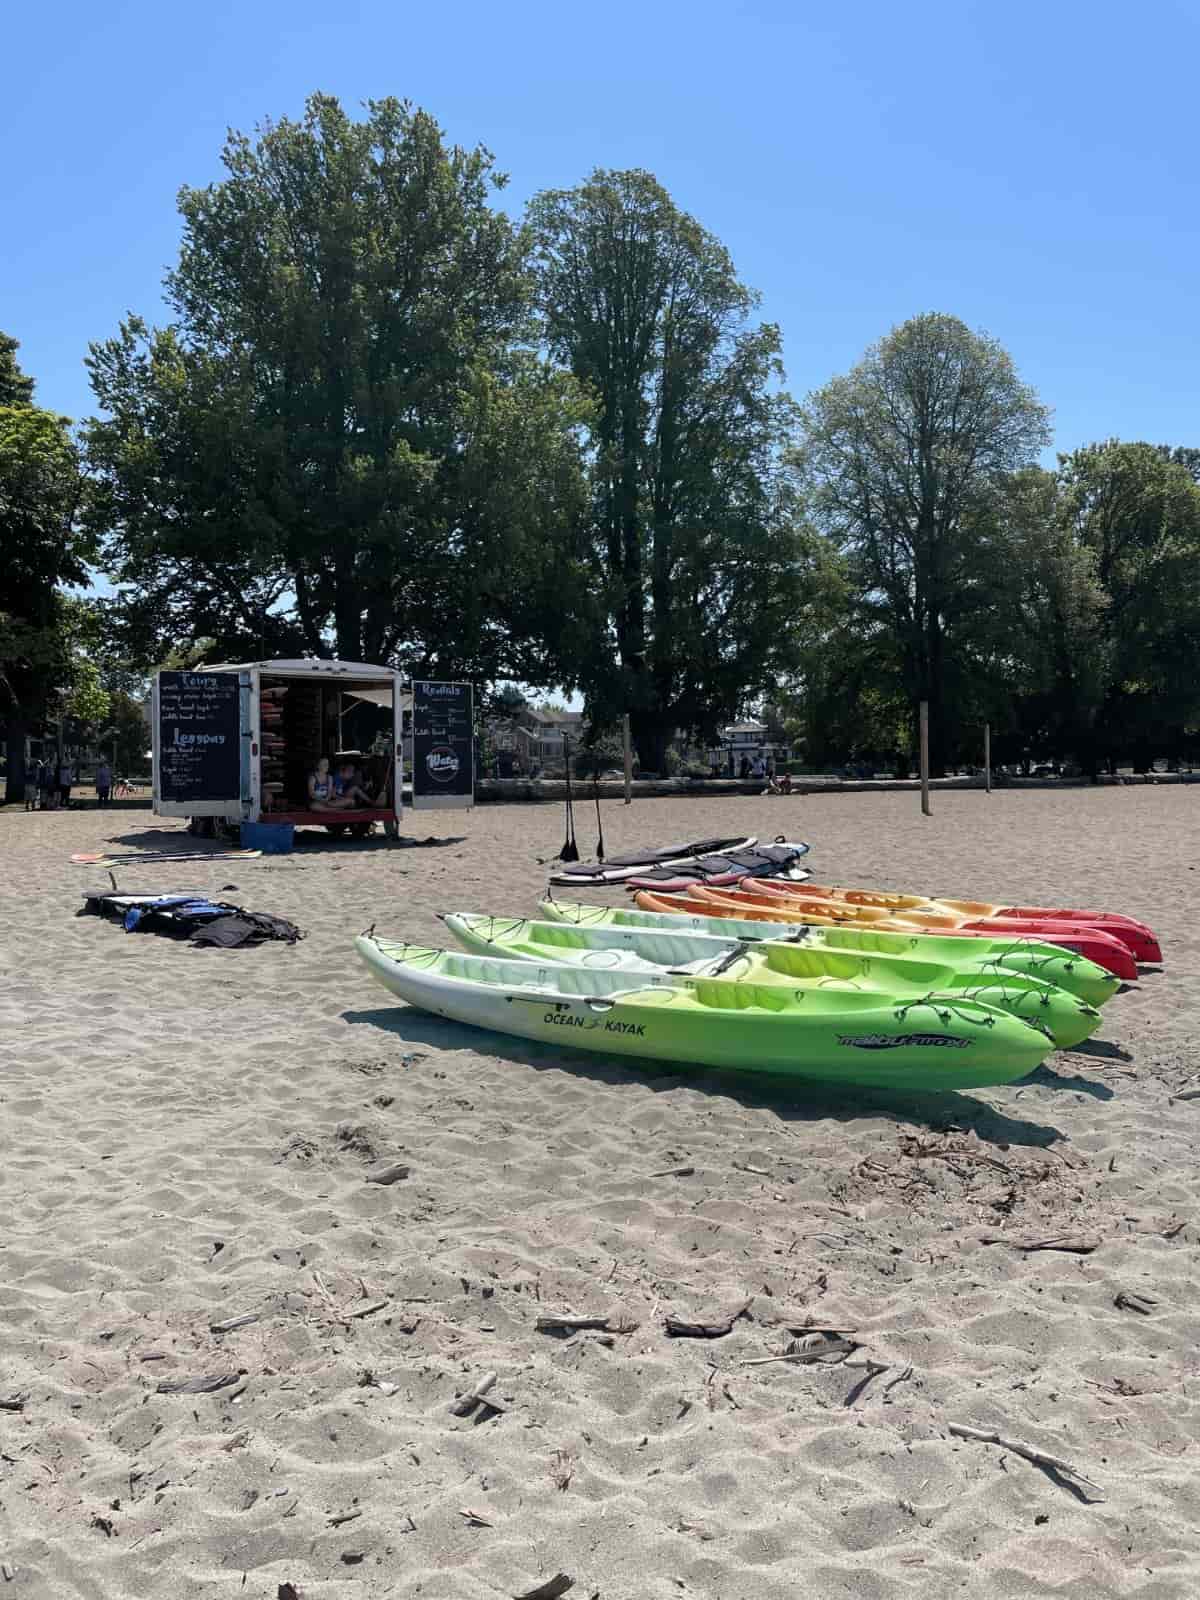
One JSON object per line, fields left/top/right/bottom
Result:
{"left": 749, "top": 882, "right": 1162, "bottom": 963}
{"left": 663, "top": 888, "right": 1142, "bottom": 981}
{"left": 356, "top": 937, "right": 1054, "bottom": 1092}
{"left": 445, "top": 913, "right": 1103, "bottom": 1049}
{"left": 541, "top": 899, "right": 1122, "bottom": 1006}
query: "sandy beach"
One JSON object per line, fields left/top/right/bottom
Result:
{"left": 1, "top": 786, "right": 1198, "bottom": 1599}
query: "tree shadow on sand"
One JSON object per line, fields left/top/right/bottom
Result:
{"left": 342, "top": 1005, "right": 1066, "bottom": 1150}
{"left": 104, "top": 827, "right": 466, "bottom": 855}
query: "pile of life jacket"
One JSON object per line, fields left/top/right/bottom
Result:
{"left": 81, "top": 892, "right": 303, "bottom": 947}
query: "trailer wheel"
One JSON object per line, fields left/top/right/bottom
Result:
{"left": 348, "top": 821, "right": 374, "bottom": 840}
{"left": 383, "top": 819, "right": 399, "bottom": 840}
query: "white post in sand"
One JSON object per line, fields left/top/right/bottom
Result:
{"left": 622, "top": 714, "right": 633, "bottom": 806}
{"left": 920, "top": 700, "right": 931, "bottom": 816}
{"left": 984, "top": 722, "right": 991, "bottom": 794}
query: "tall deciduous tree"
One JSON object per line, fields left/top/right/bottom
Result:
{"left": 799, "top": 313, "right": 1051, "bottom": 774}
{"left": 0, "top": 336, "right": 92, "bottom": 801}
{"left": 85, "top": 94, "right": 592, "bottom": 684}
{"left": 1056, "top": 441, "right": 1200, "bottom": 769}
{"left": 528, "top": 169, "right": 827, "bottom": 770}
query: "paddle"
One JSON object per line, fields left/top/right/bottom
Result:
{"left": 557, "top": 734, "right": 579, "bottom": 861}
{"left": 592, "top": 756, "right": 605, "bottom": 862}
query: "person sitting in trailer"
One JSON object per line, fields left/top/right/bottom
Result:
{"left": 307, "top": 756, "right": 343, "bottom": 809}
{"left": 333, "top": 759, "right": 381, "bottom": 808}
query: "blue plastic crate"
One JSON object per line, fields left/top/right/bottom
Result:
{"left": 241, "top": 820, "right": 294, "bottom": 853}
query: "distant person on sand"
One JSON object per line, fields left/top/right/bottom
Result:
{"left": 739, "top": 755, "right": 751, "bottom": 779}
{"left": 57, "top": 758, "right": 74, "bottom": 809}
{"left": 25, "top": 761, "right": 42, "bottom": 811}
{"left": 37, "top": 760, "right": 55, "bottom": 810}
{"left": 95, "top": 760, "right": 112, "bottom": 807}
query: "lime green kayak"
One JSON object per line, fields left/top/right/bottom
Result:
{"left": 539, "top": 899, "right": 1118, "bottom": 1009}
{"left": 445, "top": 913, "right": 1102, "bottom": 1049}
{"left": 356, "top": 935, "right": 1055, "bottom": 1091}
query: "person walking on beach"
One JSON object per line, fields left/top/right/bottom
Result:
{"left": 95, "top": 760, "right": 112, "bottom": 807}
{"left": 37, "top": 759, "right": 55, "bottom": 810}
{"left": 56, "top": 756, "right": 75, "bottom": 809}
{"left": 25, "top": 760, "right": 43, "bottom": 810}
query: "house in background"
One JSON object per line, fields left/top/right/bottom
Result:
{"left": 483, "top": 705, "right": 586, "bottom": 775}
{"left": 708, "top": 720, "right": 792, "bottom": 774}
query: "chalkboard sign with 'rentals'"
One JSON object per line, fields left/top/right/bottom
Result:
{"left": 412, "top": 680, "right": 474, "bottom": 810}
{"left": 157, "top": 671, "right": 242, "bottom": 804}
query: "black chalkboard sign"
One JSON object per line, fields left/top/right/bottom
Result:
{"left": 412, "top": 680, "right": 474, "bottom": 809}
{"left": 157, "top": 671, "right": 242, "bottom": 804}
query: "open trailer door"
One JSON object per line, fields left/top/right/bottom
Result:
{"left": 153, "top": 669, "right": 251, "bottom": 820}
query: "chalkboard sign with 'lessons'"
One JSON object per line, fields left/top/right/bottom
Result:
{"left": 157, "top": 672, "right": 242, "bottom": 804}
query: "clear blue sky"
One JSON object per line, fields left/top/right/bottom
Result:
{"left": 4, "top": 0, "right": 1198, "bottom": 454}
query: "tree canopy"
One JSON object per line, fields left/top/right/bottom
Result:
{"left": 528, "top": 168, "right": 834, "bottom": 768}
{"left": 0, "top": 337, "right": 95, "bottom": 800}
{"left": 85, "top": 94, "right": 593, "bottom": 684}
{"left": 799, "top": 313, "right": 1051, "bottom": 774}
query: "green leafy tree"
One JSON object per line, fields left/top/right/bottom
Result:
{"left": 1057, "top": 441, "right": 1200, "bottom": 770}
{"left": 85, "top": 94, "right": 592, "bottom": 685}
{"left": 0, "top": 339, "right": 93, "bottom": 800}
{"left": 799, "top": 313, "right": 1051, "bottom": 775}
{"left": 528, "top": 168, "right": 827, "bottom": 770}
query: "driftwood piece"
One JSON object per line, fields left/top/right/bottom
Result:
{"left": 0, "top": 1396, "right": 25, "bottom": 1413}
{"left": 1114, "top": 1290, "right": 1158, "bottom": 1315}
{"left": 948, "top": 1422, "right": 1105, "bottom": 1500}
{"left": 843, "top": 1359, "right": 890, "bottom": 1406}
{"left": 450, "top": 1371, "right": 500, "bottom": 1417}
{"left": 740, "top": 1334, "right": 857, "bottom": 1367}
{"left": 209, "top": 1313, "right": 261, "bottom": 1334}
{"left": 980, "top": 1233, "right": 1101, "bottom": 1254}
{"left": 665, "top": 1297, "right": 752, "bottom": 1339}
{"left": 459, "top": 1506, "right": 493, "bottom": 1526}
{"left": 364, "top": 1162, "right": 410, "bottom": 1185}
{"left": 328, "top": 1508, "right": 362, "bottom": 1527}
{"left": 156, "top": 1372, "right": 241, "bottom": 1395}
{"left": 882, "top": 1364, "right": 914, "bottom": 1399}
{"left": 346, "top": 1298, "right": 389, "bottom": 1320}
{"left": 535, "top": 1314, "right": 612, "bottom": 1334}
{"left": 649, "top": 1165, "right": 695, "bottom": 1178}
{"left": 514, "top": 1576, "right": 574, "bottom": 1600}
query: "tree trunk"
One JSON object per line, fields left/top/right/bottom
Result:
{"left": 630, "top": 713, "right": 670, "bottom": 774}
{"left": 4, "top": 719, "right": 28, "bottom": 804}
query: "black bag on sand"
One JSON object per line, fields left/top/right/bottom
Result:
{"left": 190, "top": 912, "right": 303, "bottom": 948}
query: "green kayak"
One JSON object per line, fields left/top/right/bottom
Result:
{"left": 539, "top": 899, "right": 1119, "bottom": 1009}
{"left": 445, "top": 913, "right": 1102, "bottom": 1049}
{"left": 356, "top": 935, "right": 1055, "bottom": 1092}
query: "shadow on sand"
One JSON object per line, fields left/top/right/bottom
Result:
{"left": 105, "top": 827, "right": 467, "bottom": 855}
{"left": 342, "top": 1004, "right": 1067, "bottom": 1150}
{"left": 1024, "top": 1063, "right": 1115, "bottom": 1101}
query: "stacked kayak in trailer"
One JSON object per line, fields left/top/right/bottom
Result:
{"left": 442, "top": 912, "right": 1104, "bottom": 1048}
{"left": 356, "top": 935, "right": 1056, "bottom": 1092}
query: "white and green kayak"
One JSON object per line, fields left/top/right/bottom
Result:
{"left": 538, "top": 899, "right": 1119, "bottom": 1010}
{"left": 444, "top": 914, "right": 1102, "bottom": 1049}
{"left": 355, "top": 935, "right": 1056, "bottom": 1091}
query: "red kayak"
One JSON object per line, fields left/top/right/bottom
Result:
{"left": 742, "top": 880, "right": 1161, "bottom": 964}
{"left": 674, "top": 884, "right": 1144, "bottom": 979}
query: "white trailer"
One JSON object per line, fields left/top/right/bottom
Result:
{"left": 152, "top": 658, "right": 406, "bottom": 837}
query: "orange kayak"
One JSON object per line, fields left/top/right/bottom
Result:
{"left": 631, "top": 887, "right": 1143, "bottom": 979}
{"left": 745, "top": 881, "right": 1161, "bottom": 963}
